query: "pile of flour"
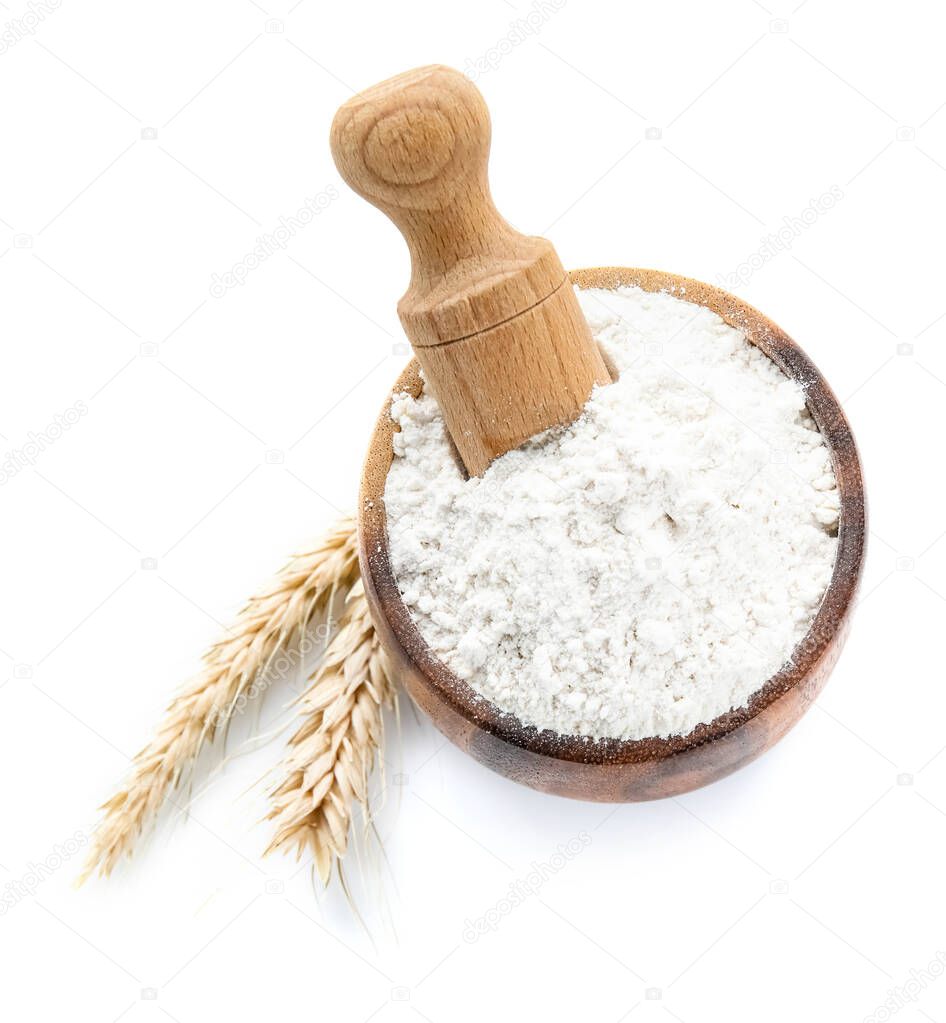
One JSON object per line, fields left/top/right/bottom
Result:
{"left": 384, "top": 285, "right": 839, "bottom": 740}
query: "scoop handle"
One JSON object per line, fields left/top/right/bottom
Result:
{"left": 330, "top": 64, "right": 531, "bottom": 283}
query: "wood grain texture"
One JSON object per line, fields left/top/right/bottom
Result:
{"left": 359, "top": 268, "right": 867, "bottom": 802}
{"left": 330, "top": 65, "right": 610, "bottom": 476}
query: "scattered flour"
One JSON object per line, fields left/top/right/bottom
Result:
{"left": 384, "top": 285, "right": 839, "bottom": 740}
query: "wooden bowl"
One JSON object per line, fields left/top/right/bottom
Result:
{"left": 358, "top": 268, "right": 867, "bottom": 802}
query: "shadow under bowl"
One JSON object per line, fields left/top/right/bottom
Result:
{"left": 358, "top": 267, "right": 867, "bottom": 802}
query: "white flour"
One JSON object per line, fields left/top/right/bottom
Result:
{"left": 384, "top": 285, "right": 839, "bottom": 740}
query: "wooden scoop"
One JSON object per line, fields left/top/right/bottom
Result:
{"left": 330, "top": 64, "right": 611, "bottom": 477}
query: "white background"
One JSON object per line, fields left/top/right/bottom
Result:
{"left": 1, "top": 0, "right": 944, "bottom": 1020}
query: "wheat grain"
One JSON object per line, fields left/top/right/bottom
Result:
{"left": 265, "top": 579, "right": 395, "bottom": 884}
{"left": 81, "top": 516, "right": 360, "bottom": 882}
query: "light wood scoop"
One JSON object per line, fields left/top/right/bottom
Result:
{"left": 330, "top": 64, "right": 611, "bottom": 476}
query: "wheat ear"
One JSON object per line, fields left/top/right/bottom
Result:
{"left": 81, "top": 516, "right": 360, "bottom": 882}
{"left": 265, "top": 579, "right": 395, "bottom": 884}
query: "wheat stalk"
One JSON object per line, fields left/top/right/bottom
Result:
{"left": 81, "top": 516, "right": 361, "bottom": 882}
{"left": 265, "top": 579, "right": 395, "bottom": 884}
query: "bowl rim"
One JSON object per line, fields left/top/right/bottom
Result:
{"left": 358, "top": 267, "right": 867, "bottom": 767}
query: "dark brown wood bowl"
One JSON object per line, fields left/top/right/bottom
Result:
{"left": 358, "top": 267, "right": 866, "bottom": 802}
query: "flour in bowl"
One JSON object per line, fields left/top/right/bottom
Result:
{"left": 384, "top": 285, "right": 839, "bottom": 741}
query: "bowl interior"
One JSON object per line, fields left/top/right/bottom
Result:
{"left": 359, "top": 267, "right": 866, "bottom": 766}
